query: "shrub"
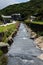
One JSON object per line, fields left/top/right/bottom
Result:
{"left": 0, "top": 50, "right": 3, "bottom": 56}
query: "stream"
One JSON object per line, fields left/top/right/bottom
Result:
{"left": 7, "top": 23, "right": 43, "bottom": 65}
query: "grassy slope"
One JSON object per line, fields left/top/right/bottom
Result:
{"left": 0, "top": 23, "right": 17, "bottom": 42}
{"left": 0, "top": 0, "right": 43, "bottom": 19}
{"left": 31, "top": 21, "right": 43, "bottom": 25}
{"left": 0, "top": 24, "right": 16, "bottom": 32}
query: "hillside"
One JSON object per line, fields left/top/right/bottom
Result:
{"left": 0, "top": 0, "right": 43, "bottom": 19}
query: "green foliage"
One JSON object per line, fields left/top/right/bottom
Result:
{"left": 0, "top": 15, "right": 3, "bottom": 21}
{"left": 37, "top": 32, "right": 43, "bottom": 36}
{"left": 0, "top": 23, "right": 17, "bottom": 42}
{"left": 24, "top": 19, "right": 30, "bottom": 24}
{"left": 0, "top": 24, "right": 16, "bottom": 32}
{"left": 0, "top": 50, "right": 3, "bottom": 56}
{"left": 0, "top": 55, "right": 8, "bottom": 65}
{"left": 31, "top": 21, "right": 43, "bottom": 25}
{"left": 0, "top": 0, "right": 43, "bottom": 20}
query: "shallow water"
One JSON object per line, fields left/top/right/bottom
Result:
{"left": 7, "top": 23, "right": 43, "bottom": 65}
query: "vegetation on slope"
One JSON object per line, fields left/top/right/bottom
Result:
{"left": 0, "top": 0, "right": 43, "bottom": 20}
{"left": 0, "top": 23, "right": 17, "bottom": 42}
{"left": 31, "top": 21, "right": 43, "bottom": 25}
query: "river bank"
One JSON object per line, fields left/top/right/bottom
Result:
{"left": 0, "top": 21, "right": 20, "bottom": 65}
{"left": 0, "top": 21, "right": 20, "bottom": 53}
{"left": 25, "top": 24, "right": 43, "bottom": 60}
{"left": 30, "top": 30, "right": 43, "bottom": 51}
{"left": 25, "top": 24, "right": 43, "bottom": 50}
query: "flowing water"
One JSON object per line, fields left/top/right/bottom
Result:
{"left": 7, "top": 23, "right": 43, "bottom": 65}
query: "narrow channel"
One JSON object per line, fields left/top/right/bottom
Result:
{"left": 7, "top": 23, "right": 43, "bottom": 65}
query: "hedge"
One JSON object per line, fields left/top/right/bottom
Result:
{"left": 30, "top": 23, "right": 43, "bottom": 32}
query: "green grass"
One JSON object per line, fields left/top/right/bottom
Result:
{"left": 30, "top": 21, "right": 43, "bottom": 36}
{"left": 31, "top": 21, "right": 43, "bottom": 25}
{"left": 0, "top": 22, "right": 19, "bottom": 61}
{"left": 0, "top": 23, "right": 17, "bottom": 42}
{"left": 25, "top": 20, "right": 43, "bottom": 36}
{"left": 24, "top": 19, "right": 30, "bottom": 24}
{"left": 0, "top": 24, "right": 16, "bottom": 32}
{"left": 0, "top": 50, "right": 3, "bottom": 56}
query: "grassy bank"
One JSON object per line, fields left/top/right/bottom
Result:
{"left": 0, "top": 24, "right": 17, "bottom": 32}
{"left": 0, "top": 50, "right": 8, "bottom": 65}
{"left": 24, "top": 20, "right": 43, "bottom": 36}
{"left": 0, "top": 22, "right": 20, "bottom": 59}
{"left": 24, "top": 19, "right": 30, "bottom": 24}
{"left": 31, "top": 21, "right": 43, "bottom": 25}
{"left": 0, "top": 22, "right": 19, "bottom": 42}
{"left": 30, "top": 21, "right": 43, "bottom": 35}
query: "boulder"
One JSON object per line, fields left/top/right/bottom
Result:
{"left": 30, "top": 32, "right": 37, "bottom": 39}
{"left": 37, "top": 54, "right": 43, "bottom": 60}
{"left": 37, "top": 43, "right": 43, "bottom": 50}
{"left": 35, "top": 36, "right": 43, "bottom": 50}
{"left": 35, "top": 36, "right": 43, "bottom": 44}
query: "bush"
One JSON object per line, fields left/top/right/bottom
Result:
{"left": 1, "top": 56, "right": 8, "bottom": 65}
{"left": 0, "top": 50, "right": 3, "bottom": 56}
{"left": 38, "top": 32, "right": 43, "bottom": 36}
{"left": 0, "top": 55, "right": 8, "bottom": 65}
{"left": 30, "top": 22, "right": 43, "bottom": 36}
{"left": 30, "top": 22, "right": 43, "bottom": 32}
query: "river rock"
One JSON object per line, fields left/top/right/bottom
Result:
{"left": 30, "top": 31, "right": 37, "bottom": 39}
{"left": 37, "top": 54, "right": 43, "bottom": 60}
{"left": 37, "top": 43, "right": 43, "bottom": 50}
{"left": 35, "top": 36, "right": 43, "bottom": 44}
{"left": 35, "top": 36, "right": 43, "bottom": 50}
